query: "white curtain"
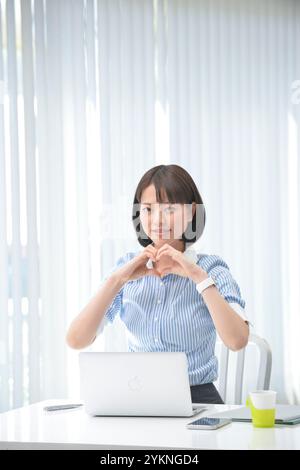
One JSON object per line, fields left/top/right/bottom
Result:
{"left": 161, "top": 0, "right": 300, "bottom": 405}
{"left": 0, "top": 0, "right": 300, "bottom": 412}
{"left": 0, "top": 0, "right": 156, "bottom": 411}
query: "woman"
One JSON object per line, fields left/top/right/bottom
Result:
{"left": 66, "top": 164, "right": 250, "bottom": 404}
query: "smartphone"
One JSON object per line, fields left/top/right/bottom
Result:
{"left": 186, "top": 417, "right": 232, "bottom": 430}
{"left": 43, "top": 404, "right": 83, "bottom": 412}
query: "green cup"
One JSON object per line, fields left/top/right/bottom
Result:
{"left": 246, "top": 391, "right": 277, "bottom": 428}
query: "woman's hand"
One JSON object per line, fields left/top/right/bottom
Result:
{"left": 115, "top": 245, "right": 161, "bottom": 283}
{"left": 155, "top": 244, "right": 208, "bottom": 282}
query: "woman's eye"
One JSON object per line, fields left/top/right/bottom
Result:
{"left": 164, "top": 207, "right": 176, "bottom": 213}
{"left": 141, "top": 206, "right": 176, "bottom": 213}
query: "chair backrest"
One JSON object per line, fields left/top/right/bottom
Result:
{"left": 217, "top": 333, "right": 272, "bottom": 405}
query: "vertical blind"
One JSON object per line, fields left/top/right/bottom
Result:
{"left": 0, "top": 0, "right": 157, "bottom": 412}
{"left": 164, "top": 0, "right": 300, "bottom": 404}
{"left": 1, "top": 0, "right": 300, "bottom": 412}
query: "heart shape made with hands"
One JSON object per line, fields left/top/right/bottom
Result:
{"left": 145, "top": 247, "right": 198, "bottom": 278}
{"left": 145, "top": 250, "right": 172, "bottom": 277}
{"left": 152, "top": 256, "right": 172, "bottom": 278}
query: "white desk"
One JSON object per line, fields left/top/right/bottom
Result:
{"left": 0, "top": 399, "right": 299, "bottom": 450}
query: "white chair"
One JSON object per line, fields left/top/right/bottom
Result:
{"left": 217, "top": 333, "right": 272, "bottom": 405}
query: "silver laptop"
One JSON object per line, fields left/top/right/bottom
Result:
{"left": 79, "top": 351, "right": 208, "bottom": 417}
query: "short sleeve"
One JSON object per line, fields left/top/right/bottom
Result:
{"left": 96, "top": 253, "right": 132, "bottom": 335}
{"left": 198, "top": 254, "right": 253, "bottom": 326}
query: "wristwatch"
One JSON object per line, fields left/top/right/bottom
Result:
{"left": 196, "top": 276, "right": 215, "bottom": 294}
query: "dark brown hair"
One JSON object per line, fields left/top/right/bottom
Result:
{"left": 132, "top": 164, "right": 206, "bottom": 248}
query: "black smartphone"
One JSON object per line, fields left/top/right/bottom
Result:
{"left": 186, "top": 417, "right": 232, "bottom": 430}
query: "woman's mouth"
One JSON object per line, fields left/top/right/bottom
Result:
{"left": 152, "top": 229, "right": 170, "bottom": 235}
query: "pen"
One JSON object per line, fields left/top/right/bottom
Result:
{"left": 43, "top": 404, "right": 83, "bottom": 412}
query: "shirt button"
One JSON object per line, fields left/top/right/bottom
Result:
{"left": 155, "top": 338, "right": 159, "bottom": 342}
{"left": 160, "top": 282, "right": 164, "bottom": 286}
{"left": 154, "top": 317, "right": 158, "bottom": 321}
{"left": 157, "top": 299, "right": 161, "bottom": 304}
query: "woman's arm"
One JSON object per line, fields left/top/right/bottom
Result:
{"left": 65, "top": 274, "right": 125, "bottom": 350}
{"left": 190, "top": 268, "right": 249, "bottom": 351}
{"left": 155, "top": 244, "right": 249, "bottom": 351}
{"left": 66, "top": 246, "right": 159, "bottom": 349}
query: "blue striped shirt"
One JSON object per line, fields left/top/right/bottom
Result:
{"left": 97, "top": 250, "right": 248, "bottom": 386}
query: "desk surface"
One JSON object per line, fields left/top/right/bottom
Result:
{"left": 0, "top": 399, "right": 299, "bottom": 450}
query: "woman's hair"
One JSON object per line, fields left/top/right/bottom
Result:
{"left": 132, "top": 164, "right": 206, "bottom": 248}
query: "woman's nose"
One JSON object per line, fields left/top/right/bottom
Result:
{"left": 151, "top": 206, "right": 167, "bottom": 225}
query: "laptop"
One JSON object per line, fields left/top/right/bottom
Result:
{"left": 79, "top": 351, "right": 208, "bottom": 417}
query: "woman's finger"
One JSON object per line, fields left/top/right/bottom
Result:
{"left": 156, "top": 244, "right": 170, "bottom": 257}
{"left": 156, "top": 243, "right": 170, "bottom": 254}
{"left": 146, "top": 245, "right": 158, "bottom": 259}
{"left": 156, "top": 245, "right": 176, "bottom": 260}
{"left": 140, "top": 248, "right": 156, "bottom": 262}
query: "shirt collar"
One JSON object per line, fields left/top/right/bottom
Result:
{"left": 183, "top": 247, "right": 198, "bottom": 264}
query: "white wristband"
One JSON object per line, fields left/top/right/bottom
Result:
{"left": 196, "top": 276, "right": 215, "bottom": 294}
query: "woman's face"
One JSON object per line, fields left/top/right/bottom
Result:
{"left": 139, "top": 184, "right": 195, "bottom": 244}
